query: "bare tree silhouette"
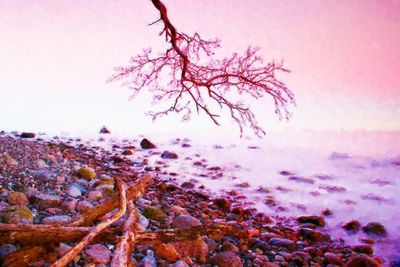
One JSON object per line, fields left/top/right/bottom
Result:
{"left": 109, "top": 0, "right": 295, "bottom": 136}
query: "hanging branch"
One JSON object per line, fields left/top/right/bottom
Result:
{"left": 109, "top": 0, "right": 295, "bottom": 136}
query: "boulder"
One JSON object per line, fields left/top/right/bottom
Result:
{"left": 140, "top": 138, "right": 156, "bottom": 149}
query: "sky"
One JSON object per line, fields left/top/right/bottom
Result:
{"left": 0, "top": 0, "right": 399, "bottom": 138}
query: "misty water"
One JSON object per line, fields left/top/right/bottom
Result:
{"left": 40, "top": 129, "right": 400, "bottom": 263}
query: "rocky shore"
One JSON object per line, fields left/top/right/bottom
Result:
{"left": 0, "top": 132, "right": 391, "bottom": 266}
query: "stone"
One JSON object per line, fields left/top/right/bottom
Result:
{"left": 61, "top": 198, "right": 77, "bottom": 213}
{"left": 222, "top": 241, "right": 239, "bottom": 253}
{"left": 362, "top": 222, "right": 387, "bottom": 237}
{"left": 122, "top": 149, "right": 133, "bottom": 155}
{"left": 20, "top": 132, "right": 35, "bottom": 138}
{"left": 140, "top": 138, "right": 156, "bottom": 149}
{"left": 344, "top": 254, "right": 379, "bottom": 267}
{"left": 42, "top": 215, "right": 71, "bottom": 225}
{"left": 85, "top": 244, "right": 111, "bottom": 264}
{"left": 343, "top": 220, "right": 360, "bottom": 232}
{"left": 67, "top": 184, "right": 82, "bottom": 197}
{"left": 170, "top": 260, "right": 190, "bottom": 267}
{"left": 143, "top": 207, "right": 167, "bottom": 221}
{"left": 30, "top": 192, "right": 62, "bottom": 209}
{"left": 7, "top": 191, "right": 29, "bottom": 206}
{"left": 161, "top": 151, "right": 178, "bottom": 159}
{"left": 352, "top": 244, "right": 373, "bottom": 255}
{"left": 173, "top": 239, "right": 208, "bottom": 264}
{"left": 181, "top": 182, "right": 195, "bottom": 189}
{"left": 0, "top": 244, "right": 17, "bottom": 258}
{"left": 56, "top": 243, "right": 72, "bottom": 257}
{"left": 77, "top": 167, "right": 96, "bottom": 180}
{"left": 210, "top": 252, "right": 243, "bottom": 267}
{"left": 99, "top": 126, "right": 110, "bottom": 134}
{"left": 298, "top": 228, "right": 330, "bottom": 242}
{"left": 297, "top": 215, "right": 325, "bottom": 227}
{"left": 214, "top": 197, "right": 231, "bottom": 211}
{"left": 323, "top": 252, "right": 343, "bottom": 266}
{"left": 0, "top": 206, "right": 33, "bottom": 224}
{"left": 289, "top": 176, "right": 314, "bottom": 184}
{"left": 269, "top": 238, "right": 295, "bottom": 249}
{"left": 154, "top": 243, "right": 180, "bottom": 262}
{"left": 172, "top": 215, "right": 202, "bottom": 230}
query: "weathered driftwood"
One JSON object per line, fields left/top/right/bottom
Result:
{"left": 70, "top": 174, "right": 151, "bottom": 227}
{"left": 1, "top": 174, "right": 151, "bottom": 267}
{"left": 111, "top": 201, "right": 139, "bottom": 267}
{"left": 50, "top": 177, "right": 127, "bottom": 267}
{"left": 0, "top": 246, "right": 49, "bottom": 267}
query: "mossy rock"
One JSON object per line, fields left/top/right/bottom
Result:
{"left": 77, "top": 167, "right": 96, "bottom": 180}
{"left": 143, "top": 207, "right": 167, "bottom": 221}
{"left": 7, "top": 191, "right": 29, "bottom": 206}
{"left": 0, "top": 206, "right": 33, "bottom": 224}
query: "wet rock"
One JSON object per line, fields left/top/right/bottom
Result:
{"left": 161, "top": 151, "right": 178, "bottom": 159}
{"left": 322, "top": 209, "right": 332, "bottom": 216}
{"left": 172, "top": 215, "right": 201, "bottom": 230}
{"left": 20, "top": 132, "right": 35, "bottom": 138}
{"left": 85, "top": 244, "right": 111, "bottom": 264}
{"left": 235, "top": 182, "right": 250, "bottom": 188}
{"left": 122, "top": 149, "right": 133, "bottom": 155}
{"left": 30, "top": 193, "right": 62, "bottom": 209}
{"left": 362, "top": 222, "right": 387, "bottom": 237}
{"left": 140, "top": 138, "right": 156, "bottom": 149}
{"left": 67, "top": 184, "right": 82, "bottom": 197}
{"left": 154, "top": 243, "right": 180, "bottom": 262}
{"left": 143, "top": 207, "right": 167, "bottom": 221}
{"left": 0, "top": 206, "right": 33, "bottom": 224}
{"left": 42, "top": 215, "right": 71, "bottom": 225}
{"left": 352, "top": 244, "right": 373, "bottom": 255}
{"left": 170, "top": 260, "right": 190, "bottom": 267}
{"left": 298, "top": 228, "right": 330, "bottom": 242}
{"left": 214, "top": 197, "right": 231, "bottom": 211}
{"left": 77, "top": 167, "right": 96, "bottom": 180}
{"left": 343, "top": 220, "right": 360, "bottom": 232}
{"left": 56, "top": 243, "right": 72, "bottom": 257}
{"left": 0, "top": 244, "right": 17, "bottom": 258}
{"left": 344, "top": 254, "right": 379, "bottom": 267}
{"left": 289, "top": 176, "right": 314, "bottom": 184}
{"left": 319, "top": 184, "right": 346, "bottom": 193}
{"left": 269, "top": 238, "right": 295, "bottom": 249}
{"left": 279, "top": 170, "right": 294, "bottom": 176}
{"left": 297, "top": 215, "right": 325, "bottom": 227}
{"left": 99, "top": 126, "right": 110, "bottom": 134}
{"left": 61, "top": 198, "right": 77, "bottom": 213}
{"left": 140, "top": 250, "right": 157, "bottom": 267}
{"left": 181, "top": 182, "right": 195, "bottom": 189}
{"left": 222, "top": 241, "right": 239, "bottom": 253}
{"left": 173, "top": 239, "right": 208, "bottom": 263}
{"left": 323, "top": 252, "right": 343, "bottom": 266}
{"left": 210, "top": 251, "right": 243, "bottom": 267}
{"left": 7, "top": 191, "right": 29, "bottom": 206}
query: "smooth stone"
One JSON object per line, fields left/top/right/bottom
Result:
{"left": 345, "top": 254, "right": 379, "bottom": 267}
{"left": 42, "top": 215, "right": 71, "bottom": 225}
{"left": 161, "top": 151, "right": 178, "bottom": 159}
{"left": 140, "top": 138, "right": 156, "bottom": 149}
{"left": 343, "top": 220, "right": 360, "bottom": 232}
{"left": 362, "top": 222, "right": 387, "bottom": 237}
{"left": 269, "top": 238, "right": 295, "bottom": 249}
{"left": 20, "top": 132, "right": 35, "bottom": 138}
{"left": 324, "top": 252, "right": 343, "bottom": 265}
{"left": 30, "top": 192, "right": 62, "bottom": 209}
{"left": 67, "top": 184, "right": 82, "bottom": 197}
{"left": 0, "top": 206, "right": 33, "bottom": 224}
{"left": 352, "top": 244, "right": 373, "bottom": 255}
{"left": 85, "top": 244, "right": 111, "bottom": 264}
{"left": 297, "top": 215, "right": 325, "bottom": 227}
{"left": 172, "top": 239, "right": 208, "bottom": 264}
{"left": 7, "top": 191, "right": 29, "bottom": 206}
{"left": 210, "top": 251, "right": 243, "bottom": 267}
{"left": 172, "top": 215, "right": 202, "bottom": 230}
{"left": 0, "top": 244, "right": 17, "bottom": 257}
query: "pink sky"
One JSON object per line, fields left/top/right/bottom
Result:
{"left": 0, "top": 0, "right": 399, "bottom": 136}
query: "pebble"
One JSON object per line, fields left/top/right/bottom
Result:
{"left": 214, "top": 197, "right": 231, "bottom": 211}
{"left": 344, "top": 254, "right": 379, "bottom": 267}
{"left": 343, "top": 220, "right": 360, "bottom": 232}
{"left": 88, "top": 190, "right": 103, "bottom": 201}
{"left": 352, "top": 244, "right": 373, "bottom": 255}
{"left": 77, "top": 200, "right": 93, "bottom": 213}
{"left": 172, "top": 239, "right": 208, "bottom": 263}
{"left": 362, "top": 222, "right": 387, "bottom": 237}
{"left": 140, "top": 138, "right": 156, "bottom": 149}
{"left": 77, "top": 167, "right": 96, "bottom": 180}
{"left": 269, "top": 238, "right": 295, "bottom": 249}
{"left": 154, "top": 243, "right": 180, "bottom": 262}
{"left": 0, "top": 244, "right": 17, "bottom": 258}
{"left": 7, "top": 191, "right": 29, "bottom": 206}
{"left": 42, "top": 215, "right": 71, "bottom": 225}
{"left": 67, "top": 184, "right": 82, "bottom": 197}
{"left": 161, "top": 151, "right": 179, "bottom": 159}
{"left": 297, "top": 215, "right": 326, "bottom": 227}
{"left": 85, "top": 244, "right": 111, "bottom": 264}
{"left": 20, "top": 132, "right": 35, "bottom": 138}
{"left": 323, "top": 252, "right": 343, "bottom": 265}
{"left": 210, "top": 251, "right": 243, "bottom": 267}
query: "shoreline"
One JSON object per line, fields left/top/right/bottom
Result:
{"left": 0, "top": 131, "right": 394, "bottom": 266}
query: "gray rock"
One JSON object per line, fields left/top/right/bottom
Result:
{"left": 0, "top": 244, "right": 17, "bottom": 257}
{"left": 269, "top": 238, "right": 295, "bottom": 249}
{"left": 67, "top": 184, "right": 82, "bottom": 197}
{"left": 42, "top": 215, "right": 71, "bottom": 225}
{"left": 172, "top": 215, "right": 202, "bottom": 230}
{"left": 85, "top": 244, "right": 111, "bottom": 264}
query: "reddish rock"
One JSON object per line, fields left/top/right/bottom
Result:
{"left": 7, "top": 191, "right": 29, "bottom": 206}
{"left": 154, "top": 243, "right": 180, "bottom": 263}
{"left": 30, "top": 193, "right": 62, "bottom": 209}
{"left": 85, "top": 244, "right": 111, "bottom": 264}
{"left": 362, "top": 222, "right": 387, "bottom": 237}
{"left": 297, "top": 215, "right": 326, "bottom": 227}
{"left": 345, "top": 254, "right": 380, "bottom": 267}
{"left": 210, "top": 252, "right": 243, "bottom": 267}
{"left": 172, "top": 215, "right": 202, "bottom": 230}
{"left": 173, "top": 239, "right": 208, "bottom": 264}
{"left": 140, "top": 138, "right": 156, "bottom": 149}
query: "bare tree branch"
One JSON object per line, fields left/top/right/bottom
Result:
{"left": 109, "top": 0, "right": 295, "bottom": 136}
